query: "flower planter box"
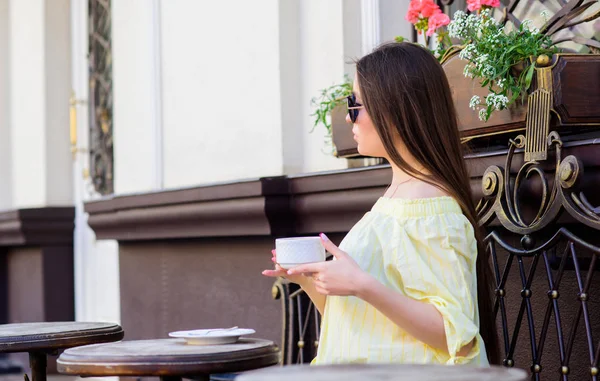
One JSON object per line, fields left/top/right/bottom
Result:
{"left": 330, "top": 104, "right": 360, "bottom": 158}
{"left": 443, "top": 52, "right": 600, "bottom": 144}
{"left": 328, "top": 53, "right": 600, "bottom": 157}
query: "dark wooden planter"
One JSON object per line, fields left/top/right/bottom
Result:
{"left": 330, "top": 52, "right": 600, "bottom": 157}
{"left": 330, "top": 104, "right": 360, "bottom": 158}
{"left": 442, "top": 52, "right": 600, "bottom": 144}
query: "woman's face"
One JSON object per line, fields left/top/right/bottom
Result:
{"left": 346, "top": 79, "right": 388, "bottom": 158}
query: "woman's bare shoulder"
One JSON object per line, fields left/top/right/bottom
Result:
{"left": 392, "top": 180, "right": 451, "bottom": 199}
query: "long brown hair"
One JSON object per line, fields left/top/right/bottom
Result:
{"left": 356, "top": 42, "right": 500, "bottom": 364}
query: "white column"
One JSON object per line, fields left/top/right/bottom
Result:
{"left": 360, "top": 0, "right": 380, "bottom": 55}
{"left": 0, "top": 0, "right": 11, "bottom": 210}
{"left": 379, "top": 1, "right": 413, "bottom": 44}
{"left": 9, "top": 0, "right": 72, "bottom": 208}
{"left": 112, "top": 1, "right": 163, "bottom": 194}
{"left": 159, "top": 0, "right": 284, "bottom": 187}
{"left": 9, "top": 0, "right": 45, "bottom": 207}
{"left": 342, "top": 0, "right": 363, "bottom": 75}
{"left": 70, "top": 0, "right": 87, "bottom": 323}
{"left": 151, "top": 0, "right": 164, "bottom": 190}
{"left": 296, "top": 0, "right": 350, "bottom": 174}
{"left": 278, "top": 0, "right": 303, "bottom": 175}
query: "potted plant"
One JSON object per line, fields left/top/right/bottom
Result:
{"left": 406, "top": 0, "right": 600, "bottom": 142}
{"left": 309, "top": 77, "right": 356, "bottom": 157}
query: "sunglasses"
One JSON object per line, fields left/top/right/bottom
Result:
{"left": 346, "top": 94, "right": 364, "bottom": 123}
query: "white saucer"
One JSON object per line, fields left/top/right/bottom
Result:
{"left": 168, "top": 328, "right": 255, "bottom": 345}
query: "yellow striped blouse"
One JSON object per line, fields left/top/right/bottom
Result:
{"left": 311, "top": 196, "right": 488, "bottom": 366}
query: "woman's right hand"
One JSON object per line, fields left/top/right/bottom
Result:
{"left": 262, "top": 250, "right": 308, "bottom": 285}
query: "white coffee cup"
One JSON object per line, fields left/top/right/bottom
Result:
{"left": 275, "top": 237, "right": 326, "bottom": 270}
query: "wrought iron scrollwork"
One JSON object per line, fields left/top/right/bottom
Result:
{"left": 272, "top": 279, "right": 321, "bottom": 365}
{"left": 477, "top": 131, "right": 600, "bottom": 234}
{"left": 475, "top": 128, "right": 600, "bottom": 379}
{"left": 88, "top": 0, "right": 114, "bottom": 195}
{"left": 487, "top": 227, "right": 600, "bottom": 380}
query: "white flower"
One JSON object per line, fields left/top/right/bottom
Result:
{"left": 479, "top": 109, "right": 488, "bottom": 121}
{"left": 448, "top": 13, "right": 467, "bottom": 39}
{"left": 541, "top": 10, "right": 551, "bottom": 21}
{"left": 469, "top": 96, "right": 480, "bottom": 110}
{"left": 480, "top": 9, "right": 492, "bottom": 19}
{"left": 463, "top": 65, "right": 474, "bottom": 78}
{"left": 482, "top": 14, "right": 499, "bottom": 29}
{"left": 497, "top": 95, "right": 509, "bottom": 109}
{"left": 448, "top": 10, "right": 483, "bottom": 39}
{"left": 522, "top": 19, "right": 533, "bottom": 31}
{"left": 497, "top": 78, "right": 506, "bottom": 89}
{"left": 474, "top": 54, "right": 491, "bottom": 72}
{"left": 459, "top": 44, "right": 476, "bottom": 60}
{"left": 482, "top": 64, "right": 495, "bottom": 77}
{"left": 467, "top": 13, "right": 482, "bottom": 30}
{"left": 531, "top": 27, "right": 540, "bottom": 35}
{"left": 453, "top": 10, "right": 466, "bottom": 22}
{"left": 485, "top": 93, "right": 509, "bottom": 111}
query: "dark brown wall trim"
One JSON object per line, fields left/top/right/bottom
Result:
{"left": 85, "top": 177, "right": 292, "bottom": 241}
{"left": 85, "top": 139, "right": 600, "bottom": 241}
{"left": 0, "top": 206, "right": 76, "bottom": 341}
{"left": 0, "top": 207, "right": 75, "bottom": 246}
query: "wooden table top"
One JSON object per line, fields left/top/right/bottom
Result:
{"left": 236, "top": 363, "right": 528, "bottom": 381}
{"left": 0, "top": 322, "right": 124, "bottom": 353}
{"left": 57, "top": 338, "right": 280, "bottom": 377}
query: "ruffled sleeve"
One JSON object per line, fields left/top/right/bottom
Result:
{"left": 382, "top": 213, "right": 481, "bottom": 364}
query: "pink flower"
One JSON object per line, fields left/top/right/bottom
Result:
{"left": 481, "top": 0, "right": 500, "bottom": 7}
{"left": 405, "top": 9, "right": 420, "bottom": 24}
{"left": 405, "top": 0, "right": 422, "bottom": 23}
{"left": 427, "top": 12, "right": 450, "bottom": 36}
{"left": 467, "top": 0, "right": 482, "bottom": 12}
{"left": 467, "top": 0, "right": 500, "bottom": 11}
{"left": 420, "top": 0, "right": 441, "bottom": 18}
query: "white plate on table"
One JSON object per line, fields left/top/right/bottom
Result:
{"left": 168, "top": 327, "right": 255, "bottom": 345}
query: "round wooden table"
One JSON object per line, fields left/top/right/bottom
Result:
{"left": 0, "top": 322, "right": 123, "bottom": 381}
{"left": 236, "top": 363, "right": 528, "bottom": 381}
{"left": 57, "top": 337, "right": 280, "bottom": 381}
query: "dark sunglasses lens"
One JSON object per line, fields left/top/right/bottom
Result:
{"left": 347, "top": 94, "right": 355, "bottom": 106}
{"left": 347, "top": 95, "right": 357, "bottom": 123}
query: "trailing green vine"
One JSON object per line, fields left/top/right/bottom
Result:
{"left": 310, "top": 75, "right": 353, "bottom": 136}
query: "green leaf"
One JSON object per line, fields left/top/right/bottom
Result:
{"left": 524, "top": 63, "right": 536, "bottom": 90}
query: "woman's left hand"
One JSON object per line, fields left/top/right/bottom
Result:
{"left": 287, "top": 233, "right": 371, "bottom": 297}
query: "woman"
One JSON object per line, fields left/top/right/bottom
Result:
{"left": 263, "top": 42, "right": 499, "bottom": 366}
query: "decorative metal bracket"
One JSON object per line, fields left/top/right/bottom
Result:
{"left": 524, "top": 55, "right": 554, "bottom": 163}
{"left": 477, "top": 131, "right": 600, "bottom": 234}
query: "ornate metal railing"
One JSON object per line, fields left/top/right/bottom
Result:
{"left": 487, "top": 227, "right": 600, "bottom": 380}
{"left": 88, "top": 0, "right": 114, "bottom": 195}
{"left": 272, "top": 280, "right": 321, "bottom": 365}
